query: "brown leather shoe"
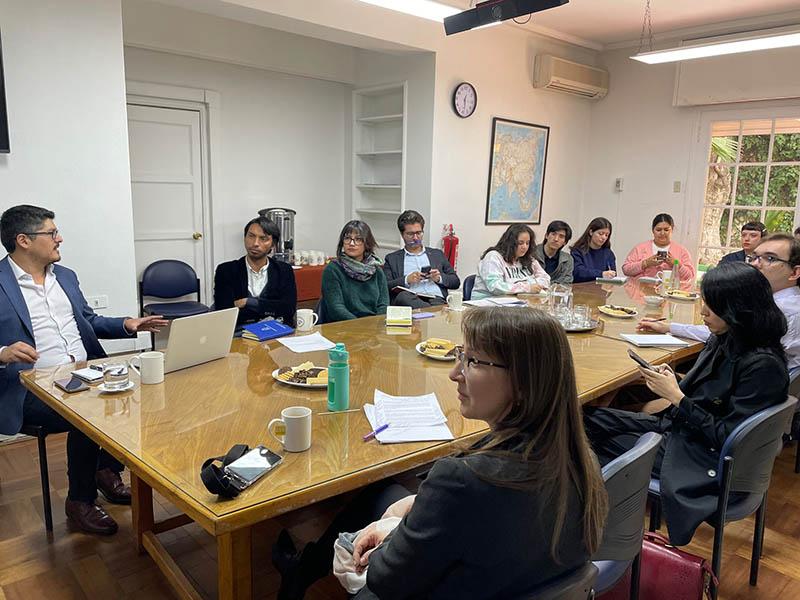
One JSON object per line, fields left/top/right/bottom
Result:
{"left": 95, "top": 468, "right": 131, "bottom": 505}
{"left": 65, "top": 500, "right": 119, "bottom": 535}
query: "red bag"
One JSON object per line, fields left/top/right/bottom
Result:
{"left": 598, "top": 532, "right": 718, "bottom": 600}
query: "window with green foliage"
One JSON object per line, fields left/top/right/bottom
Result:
{"left": 698, "top": 119, "right": 800, "bottom": 268}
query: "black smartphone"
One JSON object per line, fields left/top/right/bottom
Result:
{"left": 54, "top": 376, "right": 89, "bottom": 393}
{"left": 421, "top": 265, "right": 432, "bottom": 279}
{"left": 628, "top": 349, "right": 655, "bottom": 371}
{"left": 225, "top": 446, "right": 283, "bottom": 491}
{"left": 657, "top": 250, "right": 668, "bottom": 261}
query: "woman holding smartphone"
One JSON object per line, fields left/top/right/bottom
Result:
{"left": 585, "top": 261, "right": 788, "bottom": 546}
{"left": 621, "top": 213, "right": 696, "bottom": 283}
{"left": 273, "top": 308, "right": 608, "bottom": 599}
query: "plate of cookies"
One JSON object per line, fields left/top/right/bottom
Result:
{"left": 272, "top": 362, "right": 328, "bottom": 388}
{"left": 598, "top": 304, "right": 638, "bottom": 319}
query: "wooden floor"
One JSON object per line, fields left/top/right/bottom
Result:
{"left": 1, "top": 434, "right": 800, "bottom": 600}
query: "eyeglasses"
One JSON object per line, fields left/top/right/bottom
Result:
{"left": 456, "top": 351, "right": 508, "bottom": 373}
{"left": 344, "top": 236, "right": 364, "bottom": 246}
{"left": 745, "top": 253, "right": 792, "bottom": 266}
{"left": 22, "top": 229, "right": 59, "bottom": 240}
{"left": 403, "top": 231, "right": 424, "bottom": 238}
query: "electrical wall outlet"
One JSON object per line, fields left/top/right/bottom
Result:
{"left": 614, "top": 177, "right": 624, "bottom": 192}
{"left": 86, "top": 295, "right": 108, "bottom": 309}
{"left": 673, "top": 180, "right": 682, "bottom": 193}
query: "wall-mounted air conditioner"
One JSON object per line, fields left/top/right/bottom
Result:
{"left": 533, "top": 55, "right": 609, "bottom": 100}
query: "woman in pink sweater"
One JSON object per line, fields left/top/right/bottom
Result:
{"left": 622, "top": 213, "right": 696, "bottom": 283}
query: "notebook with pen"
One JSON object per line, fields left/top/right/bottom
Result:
{"left": 362, "top": 390, "right": 453, "bottom": 443}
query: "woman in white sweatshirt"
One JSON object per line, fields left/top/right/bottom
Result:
{"left": 472, "top": 224, "right": 551, "bottom": 300}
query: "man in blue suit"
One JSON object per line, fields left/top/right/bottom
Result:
{"left": 0, "top": 205, "right": 166, "bottom": 535}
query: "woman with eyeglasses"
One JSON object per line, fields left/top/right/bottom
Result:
{"left": 273, "top": 308, "right": 608, "bottom": 599}
{"left": 471, "top": 224, "right": 550, "bottom": 300}
{"left": 320, "top": 221, "right": 389, "bottom": 323}
{"left": 585, "top": 261, "right": 788, "bottom": 547}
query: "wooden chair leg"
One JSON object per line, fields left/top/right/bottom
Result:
{"left": 36, "top": 430, "right": 53, "bottom": 532}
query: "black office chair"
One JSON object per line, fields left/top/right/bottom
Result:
{"left": 20, "top": 424, "right": 53, "bottom": 532}
{"left": 593, "top": 432, "right": 662, "bottom": 600}
{"left": 517, "top": 562, "right": 597, "bottom": 600}
{"left": 139, "top": 259, "right": 209, "bottom": 347}
{"left": 463, "top": 274, "right": 476, "bottom": 301}
{"left": 648, "top": 396, "right": 797, "bottom": 599}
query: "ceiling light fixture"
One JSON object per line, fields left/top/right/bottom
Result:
{"left": 631, "top": 23, "right": 800, "bottom": 65}
{"left": 354, "top": 0, "right": 460, "bottom": 23}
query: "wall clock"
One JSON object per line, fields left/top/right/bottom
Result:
{"left": 452, "top": 82, "right": 477, "bottom": 118}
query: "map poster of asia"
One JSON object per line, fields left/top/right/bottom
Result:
{"left": 485, "top": 117, "right": 550, "bottom": 225}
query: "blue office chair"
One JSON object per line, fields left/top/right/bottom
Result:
{"left": 593, "top": 432, "right": 662, "bottom": 600}
{"left": 463, "top": 274, "right": 476, "bottom": 301}
{"left": 138, "top": 259, "right": 209, "bottom": 319}
{"left": 516, "top": 561, "right": 597, "bottom": 600}
{"left": 648, "top": 396, "right": 797, "bottom": 600}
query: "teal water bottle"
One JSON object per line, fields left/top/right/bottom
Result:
{"left": 327, "top": 343, "right": 350, "bottom": 412}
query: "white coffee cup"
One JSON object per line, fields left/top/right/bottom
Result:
{"left": 656, "top": 270, "right": 672, "bottom": 285}
{"left": 447, "top": 291, "right": 463, "bottom": 310}
{"left": 268, "top": 406, "right": 312, "bottom": 452}
{"left": 296, "top": 308, "right": 319, "bottom": 332}
{"left": 129, "top": 351, "right": 165, "bottom": 385}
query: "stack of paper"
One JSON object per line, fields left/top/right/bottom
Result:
{"left": 278, "top": 332, "right": 336, "bottom": 353}
{"left": 386, "top": 306, "right": 413, "bottom": 327}
{"left": 363, "top": 390, "right": 454, "bottom": 443}
{"left": 620, "top": 333, "right": 689, "bottom": 347}
{"left": 464, "top": 297, "right": 527, "bottom": 308}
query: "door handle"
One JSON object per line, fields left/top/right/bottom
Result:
{"left": 193, "top": 232, "right": 203, "bottom": 240}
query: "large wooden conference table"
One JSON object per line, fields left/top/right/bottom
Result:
{"left": 20, "top": 279, "right": 703, "bottom": 600}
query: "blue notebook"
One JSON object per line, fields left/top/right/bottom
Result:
{"left": 241, "top": 319, "right": 294, "bottom": 341}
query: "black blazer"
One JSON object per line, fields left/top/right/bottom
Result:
{"left": 382, "top": 247, "right": 460, "bottom": 298}
{"left": 213, "top": 257, "right": 297, "bottom": 327}
{"left": 661, "top": 336, "right": 787, "bottom": 545}
{"left": 362, "top": 440, "right": 590, "bottom": 599}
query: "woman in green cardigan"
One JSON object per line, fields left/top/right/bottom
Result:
{"left": 321, "top": 221, "right": 389, "bottom": 322}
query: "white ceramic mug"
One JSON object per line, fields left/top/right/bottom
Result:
{"left": 656, "top": 270, "right": 672, "bottom": 285}
{"left": 268, "top": 406, "right": 312, "bottom": 452}
{"left": 447, "top": 291, "right": 463, "bottom": 310}
{"left": 129, "top": 351, "right": 165, "bottom": 385}
{"left": 296, "top": 309, "right": 319, "bottom": 332}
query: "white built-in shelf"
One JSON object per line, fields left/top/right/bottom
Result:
{"left": 356, "top": 184, "right": 401, "bottom": 189}
{"left": 356, "top": 150, "right": 403, "bottom": 157}
{"left": 357, "top": 114, "right": 403, "bottom": 124}
{"left": 355, "top": 208, "right": 402, "bottom": 216}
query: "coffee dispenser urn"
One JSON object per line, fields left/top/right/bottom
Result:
{"left": 258, "top": 207, "right": 296, "bottom": 262}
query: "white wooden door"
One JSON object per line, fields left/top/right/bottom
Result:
{"left": 127, "top": 104, "right": 208, "bottom": 301}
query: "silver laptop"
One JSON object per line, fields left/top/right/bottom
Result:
{"left": 164, "top": 308, "right": 238, "bottom": 374}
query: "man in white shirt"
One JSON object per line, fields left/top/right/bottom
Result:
{"left": 0, "top": 205, "right": 167, "bottom": 535}
{"left": 639, "top": 233, "right": 800, "bottom": 378}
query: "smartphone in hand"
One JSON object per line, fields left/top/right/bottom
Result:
{"left": 420, "top": 266, "right": 432, "bottom": 279}
{"left": 628, "top": 349, "right": 655, "bottom": 371}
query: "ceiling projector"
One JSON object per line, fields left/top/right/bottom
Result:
{"left": 444, "top": 0, "right": 569, "bottom": 35}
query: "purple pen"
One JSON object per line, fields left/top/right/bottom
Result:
{"left": 363, "top": 423, "right": 389, "bottom": 441}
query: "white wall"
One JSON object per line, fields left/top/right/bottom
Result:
{"left": 0, "top": 1, "right": 140, "bottom": 345}
{"left": 124, "top": 0, "right": 600, "bottom": 277}
{"left": 585, "top": 46, "right": 800, "bottom": 264}
{"left": 124, "top": 46, "right": 350, "bottom": 263}
{"left": 428, "top": 28, "right": 596, "bottom": 275}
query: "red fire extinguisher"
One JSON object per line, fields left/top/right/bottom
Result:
{"left": 442, "top": 224, "right": 459, "bottom": 270}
